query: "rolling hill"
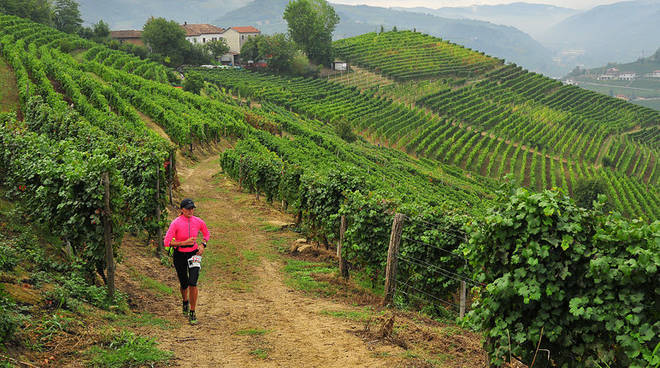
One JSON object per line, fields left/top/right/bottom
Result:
{"left": 392, "top": 2, "right": 577, "bottom": 39}
{"left": 213, "top": 0, "right": 557, "bottom": 75}
{"left": 539, "top": 0, "right": 660, "bottom": 69}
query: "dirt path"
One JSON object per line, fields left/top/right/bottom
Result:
{"left": 124, "top": 151, "right": 403, "bottom": 367}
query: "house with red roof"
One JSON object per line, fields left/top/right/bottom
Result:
{"left": 181, "top": 22, "right": 225, "bottom": 45}
{"left": 218, "top": 26, "right": 261, "bottom": 65}
{"left": 110, "top": 30, "right": 144, "bottom": 46}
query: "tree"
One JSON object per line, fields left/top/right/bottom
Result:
{"left": 183, "top": 72, "right": 204, "bottom": 95}
{"left": 260, "top": 34, "right": 297, "bottom": 72}
{"left": 283, "top": 0, "right": 339, "bottom": 66}
{"left": 240, "top": 34, "right": 263, "bottom": 61}
{"left": 53, "top": 0, "right": 82, "bottom": 34}
{"left": 334, "top": 119, "right": 357, "bottom": 143}
{"left": 79, "top": 20, "right": 110, "bottom": 42}
{"left": 240, "top": 34, "right": 297, "bottom": 73}
{"left": 93, "top": 20, "right": 110, "bottom": 40}
{"left": 0, "top": 0, "right": 53, "bottom": 24}
{"left": 142, "top": 17, "right": 187, "bottom": 66}
{"left": 183, "top": 42, "right": 211, "bottom": 65}
{"left": 205, "top": 38, "right": 230, "bottom": 62}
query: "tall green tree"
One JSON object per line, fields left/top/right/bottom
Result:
{"left": 53, "top": 0, "right": 82, "bottom": 34}
{"left": 260, "top": 34, "right": 297, "bottom": 72}
{"left": 0, "top": 0, "right": 53, "bottom": 24}
{"left": 283, "top": 0, "right": 339, "bottom": 66}
{"left": 142, "top": 17, "right": 187, "bottom": 66}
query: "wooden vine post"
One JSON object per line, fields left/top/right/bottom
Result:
{"left": 155, "top": 161, "right": 163, "bottom": 257}
{"left": 168, "top": 151, "right": 174, "bottom": 206}
{"left": 338, "top": 215, "right": 349, "bottom": 279}
{"left": 382, "top": 213, "right": 405, "bottom": 306}
{"left": 102, "top": 172, "right": 115, "bottom": 299}
{"left": 460, "top": 280, "right": 467, "bottom": 318}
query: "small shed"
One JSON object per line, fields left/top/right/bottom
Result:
{"left": 332, "top": 60, "right": 348, "bottom": 71}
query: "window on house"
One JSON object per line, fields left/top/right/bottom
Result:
{"left": 203, "top": 37, "right": 206, "bottom": 43}
{"left": 241, "top": 35, "right": 244, "bottom": 40}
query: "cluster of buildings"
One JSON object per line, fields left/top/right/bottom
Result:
{"left": 597, "top": 67, "right": 660, "bottom": 81}
{"left": 110, "top": 23, "right": 261, "bottom": 65}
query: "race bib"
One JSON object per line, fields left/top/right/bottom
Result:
{"left": 188, "top": 255, "right": 202, "bottom": 269}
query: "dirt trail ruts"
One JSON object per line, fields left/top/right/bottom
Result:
{"left": 133, "top": 152, "right": 403, "bottom": 367}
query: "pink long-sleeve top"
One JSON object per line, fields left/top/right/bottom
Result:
{"left": 163, "top": 215, "right": 210, "bottom": 253}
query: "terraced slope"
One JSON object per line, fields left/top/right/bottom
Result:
{"left": 196, "top": 66, "right": 660, "bottom": 219}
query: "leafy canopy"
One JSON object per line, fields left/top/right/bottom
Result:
{"left": 0, "top": 0, "right": 53, "bottom": 25}
{"left": 205, "top": 38, "right": 230, "bottom": 61}
{"left": 142, "top": 17, "right": 187, "bottom": 65}
{"left": 53, "top": 0, "right": 82, "bottom": 34}
{"left": 283, "top": 0, "right": 339, "bottom": 66}
{"left": 241, "top": 33, "right": 298, "bottom": 73}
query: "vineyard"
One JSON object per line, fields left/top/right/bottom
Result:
{"left": 0, "top": 14, "right": 658, "bottom": 368}
{"left": 195, "top": 67, "right": 660, "bottom": 219}
{"left": 0, "top": 14, "right": 249, "bottom": 276}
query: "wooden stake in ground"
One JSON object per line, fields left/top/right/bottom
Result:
{"left": 102, "top": 172, "right": 115, "bottom": 299}
{"left": 382, "top": 213, "right": 405, "bottom": 306}
{"left": 460, "top": 280, "right": 466, "bottom": 318}
{"left": 338, "top": 215, "right": 349, "bottom": 279}
{"left": 168, "top": 151, "right": 174, "bottom": 206}
{"left": 155, "top": 161, "right": 163, "bottom": 257}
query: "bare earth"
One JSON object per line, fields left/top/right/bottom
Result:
{"left": 115, "top": 150, "right": 406, "bottom": 367}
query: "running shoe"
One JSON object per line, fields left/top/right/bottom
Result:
{"left": 189, "top": 310, "right": 197, "bottom": 325}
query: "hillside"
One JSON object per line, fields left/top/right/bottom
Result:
{"left": 565, "top": 48, "right": 660, "bottom": 111}
{"left": 214, "top": 0, "right": 557, "bottom": 76}
{"left": 539, "top": 0, "right": 660, "bottom": 69}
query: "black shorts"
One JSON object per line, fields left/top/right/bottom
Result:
{"left": 173, "top": 249, "right": 200, "bottom": 289}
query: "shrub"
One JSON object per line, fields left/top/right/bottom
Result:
{"left": 334, "top": 120, "right": 357, "bottom": 143}
{"left": 0, "top": 293, "right": 26, "bottom": 342}
{"left": 183, "top": 72, "right": 204, "bottom": 95}
{"left": 573, "top": 177, "right": 608, "bottom": 210}
{"left": 467, "top": 188, "right": 659, "bottom": 367}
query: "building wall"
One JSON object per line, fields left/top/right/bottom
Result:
{"left": 220, "top": 29, "right": 260, "bottom": 54}
{"left": 185, "top": 33, "right": 224, "bottom": 45}
{"left": 220, "top": 29, "right": 241, "bottom": 53}
{"left": 239, "top": 32, "right": 259, "bottom": 50}
{"left": 118, "top": 38, "right": 144, "bottom": 47}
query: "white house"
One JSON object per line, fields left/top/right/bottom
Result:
{"left": 619, "top": 72, "right": 636, "bottom": 81}
{"left": 598, "top": 74, "right": 616, "bottom": 81}
{"left": 181, "top": 23, "right": 225, "bottom": 45}
{"left": 647, "top": 70, "right": 660, "bottom": 78}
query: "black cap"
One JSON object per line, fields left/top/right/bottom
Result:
{"left": 180, "top": 198, "right": 196, "bottom": 209}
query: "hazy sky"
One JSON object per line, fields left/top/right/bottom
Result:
{"left": 330, "top": 0, "right": 624, "bottom": 10}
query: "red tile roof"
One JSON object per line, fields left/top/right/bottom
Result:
{"left": 110, "top": 30, "right": 142, "bottom": 39}
{"left": 230, "top": 26, "right": 260, "bottom": 34}
{"left": 181, "top": 24, "right": 224, "bottom": 36}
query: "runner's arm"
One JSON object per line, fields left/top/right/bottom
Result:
{"left": 200, "top": 220, "right": 210, "bottom": 246}
{"left": 163, "top": 221, "right": 177, "bottom": 248}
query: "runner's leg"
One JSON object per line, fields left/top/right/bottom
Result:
{"left": 189, "top": 286, "right": 198, "bottom": 311}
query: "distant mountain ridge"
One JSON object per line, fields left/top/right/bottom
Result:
{"left": 392, "top": 2, "right": 577, "bottom": 39}
{"left": 77, "top": 0, "right": 248, "bottom": 29}
{"left": 539, "top": 0, "right": 660, "bottom": 68}
{"left": 214, "top": 0, "right": 557, "bottom": 76}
